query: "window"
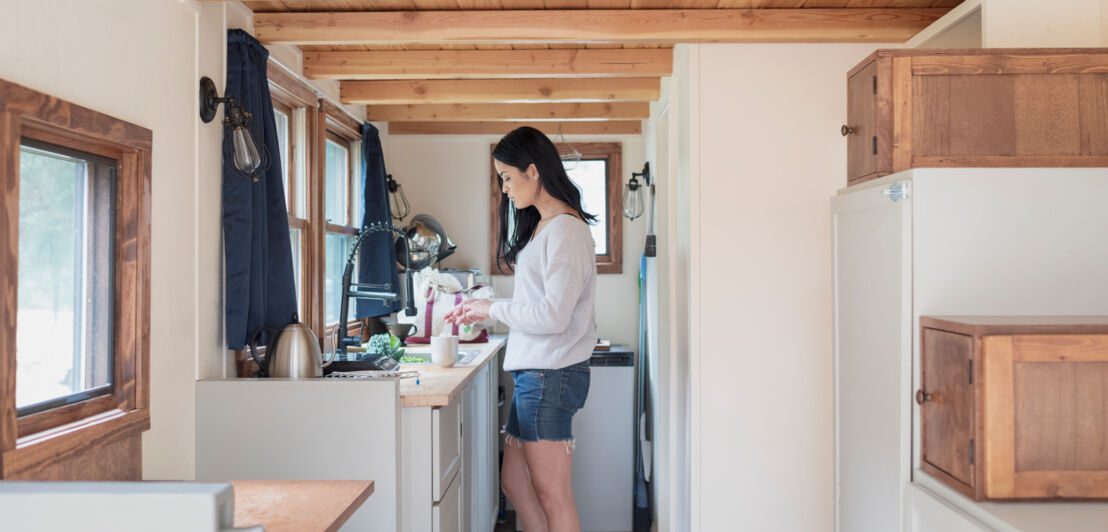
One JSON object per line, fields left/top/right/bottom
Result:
{"left": 270, "top": 96, "right": 309, "bottom": 320}
{"left": 259, "top": 62, "right": 368, "bottom": 371}
{"left": 1, "top": 77, "right": 151, "bottom": 478}
{"left": 17, "top": 140, "right": 115, "bottom": 416}
{"left": 490, "top": 142, "right": 624, "bottom": 274}
{"left": 320, "top": 115, "right": 363, "bottom": 340}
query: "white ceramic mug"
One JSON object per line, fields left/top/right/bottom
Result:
{"left": 431, "top": 335, "right": 459, "bottom": 367}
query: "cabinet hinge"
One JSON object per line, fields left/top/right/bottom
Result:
{"left": 872, "top": 136, "right": 877, "bottom": 155}
{"left": 882, "top": 182, "right": 909, "bottom": 202}
{"left": 970, "top": 439, "right": 975, "bottom": 465}
{"left": 968, "top": 359, "right": 973, "bottom": 384}
{"left": 873, "top": 75, "right": 877, "bottom": 94}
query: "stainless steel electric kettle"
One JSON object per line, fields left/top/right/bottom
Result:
{"left": 248, "top": 318, "right": 334, "bottom": 378}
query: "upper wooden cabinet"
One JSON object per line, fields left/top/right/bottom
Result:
{"left": 844, "top": 49, "right": 1108, "bottom": 185}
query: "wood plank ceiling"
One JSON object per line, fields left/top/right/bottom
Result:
{"left": 243, "top": 0, "right": 963, "bottom": 134}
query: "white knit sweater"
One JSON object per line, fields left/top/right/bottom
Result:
{"left": 490, "top": 214, "right": 597, "bottom": 371}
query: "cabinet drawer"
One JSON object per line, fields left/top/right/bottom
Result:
{"left": 433, "top": 398, "right": 462, "bottom": 502}
{"left": 433, "top": 466, "right": 462, "bottom": 532}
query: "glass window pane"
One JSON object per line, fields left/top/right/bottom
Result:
{"left": 273, "top": 109, "right": 290, "bottom": 210}
{"left": 350, "top": 141, "right": 363, "bottom": 228}
{"left": 17, "top": 142, "right": 113, "bottom": 412}
{"left": 289, "top": 227, "right": 301, "bottom": 316}
{"left": 324, "top": 233, "right": 355, "bottom": 326}
{"left": 565, "top": 159, "right": 608, "bottom": 255}
{"left": 325, "top": 139, "right": 348, "bottom": 225}
{"left": 292, "top": 109, "right": 307, "bottom": 218}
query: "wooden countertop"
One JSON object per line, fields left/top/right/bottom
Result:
{"left": 232, "top": 480, "right": 373, "bottom": 532}
{"left": 397, "top": 335, "right": 506, "bottom": 407}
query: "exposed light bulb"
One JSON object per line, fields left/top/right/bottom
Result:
{"left": 231, "top": 125, "right": 262, "bottom": 175}
{"left": 622, "top": 178, "right": 644, "bottom": 221}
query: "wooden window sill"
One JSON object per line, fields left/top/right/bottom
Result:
{"left": 4, "top": 408, "right": 149, "bottom": 479}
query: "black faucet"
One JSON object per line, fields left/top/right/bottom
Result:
{"left": 335, "top": 222, "right": 417, "bottom": 361}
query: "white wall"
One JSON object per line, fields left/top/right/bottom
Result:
{"left": 644, "top": 50, "right": 694, "bottom": 532}
{"left": 0, "top": 0, "right": 205, "bottom": 480}
{"left": 378, "top": 131, "right": 648, "bottom": 351}
{"left": 982, "top": 0, "right": 1108, "bottom": 46}
{"left": 685, "top": 43, "right": 895, "bottom": 532}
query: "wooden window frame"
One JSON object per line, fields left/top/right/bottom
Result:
{"left": 318, "top": 99, "right": 364, "bottom": 351}
{"left": 237, "top": 60, "right": 321, "bottom": 377}
{"left": 0, "top": 77, "right": 151, "bottom": 479}
{"left": 489, "top": 142, "right": 623, "bottom": 275}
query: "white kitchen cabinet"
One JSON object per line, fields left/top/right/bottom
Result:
{"left": 435, "top": 468, "right": 463, "bottom": 532}
{"left": 433, "top": 399, "right": 462, "bottom": 502}
{"left": 461, "top": 361, "right": 500, "bottom": 532}
{"left": 832, "top": 168, "right": 1108, "bottom": 532}
{"left": 403, "top": 353, "right": 501, "bottom": 532}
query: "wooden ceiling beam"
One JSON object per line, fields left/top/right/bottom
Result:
{"left": 303, "top": 49, "right": 673, "bottom": 80}
{"left": 367, "top": 102, "right": 652, "bottom": 121}
{"left": 254, "top": 8, "right": 949, "bottom": 45}
{"left": 342, "top": 78, "right": 660, "bottom": 104}
{"left": 388, "top": 121, "right": 642, "bottom": 135}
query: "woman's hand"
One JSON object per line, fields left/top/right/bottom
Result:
{"left": 444, "top": 298, "right": 493, "bottom": 326}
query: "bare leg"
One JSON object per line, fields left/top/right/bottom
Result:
{"left": 523, "top": 440, "right": 581, "bottom": 532}
{"left": 502, "top": 434, "right": 549, "bottom": 532}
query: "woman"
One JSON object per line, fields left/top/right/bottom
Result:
{"left": 444, "top": 126, "right": 597, "bottom": 532}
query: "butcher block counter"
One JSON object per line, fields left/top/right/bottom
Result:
{"left": 232, "top": 480, "right": 373, "bottom": 532}
{"left": 397, "top": 335, "right": 505, "bottom": 407}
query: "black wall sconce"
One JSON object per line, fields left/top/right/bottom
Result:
{"left": 386, "top": 174, "right": 411, "bottom": 222}
{"left": 199, "top": 76, "right": 269, "bottom": 181}
{"left": 622, "top": 161, "right": 650, "bottom": 221}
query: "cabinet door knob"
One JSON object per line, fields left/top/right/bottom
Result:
{"left": 841, "top": 125, "right": 855, "bottom": 136}
{"left": 915, "top": 389, "right": 932, "bottom": 405}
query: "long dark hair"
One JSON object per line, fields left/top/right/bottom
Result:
{"left": 493, "top": 126, "right": 596, "bottom": 273}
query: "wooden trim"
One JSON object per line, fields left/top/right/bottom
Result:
{"left": 1010, "top": 334, "right": 1108, "bottom": 363}
{"left": 912, "top": 155, "right": 1108, "bottom": 168}
{"left": 0, "top": 111, "right": 19, "bottom": 460}
{"left": 875, "top": 55, "right": 894, "bottom": 177}
{"left": 268, "top": 58, "right": 318, "bottom": 108}
{"left": 342, "top": 78, "right": 660, "bottom": 105}
{"left": 389, "top": 121, "right": 641, "bottom": 135}
{"left": 304, "top": 48, "right": 673, "bottom": 80}
{"left": 1012, "top": 471, "right": 1108, "bottom": 499}
{"left": 327, "top": 224, "right": 360, "bottom": 236}
{"left": 254, "top": 9, "right": 948, "bottom": 45}
{"left": 4, "top": 409, "right": 149, "bottom": 480}
{"left": 321, "top": 98, "right": 363, "bottom": 141}
{"left": 891, "top": 56, "right": 913, "bottom": 174}
{"left": 982, "top": 336, "right": 1016, "bottom": 499}
{"left": 367, "top": 102, "right": 651, "bottom": 123}
{"left": 920, "top": 316, "right": 1108, "bottom": 337}
{"left": 911, "top": 53, "right": 1108, "bottom": 76}
{"left": 0, "top": 81, "right": 151, "bottom": 151}
{"left": 309, "top": 106, "right": 326, "bottom": 343}
{"left": 17, "top": 395, "right": 115, "bottom": 438}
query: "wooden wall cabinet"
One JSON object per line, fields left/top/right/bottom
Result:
{"left": 845, "top": 49, "right": 1108, "bottom": 185}
{"left": 919, "top": 316, "right": 1108, "bottom": 501}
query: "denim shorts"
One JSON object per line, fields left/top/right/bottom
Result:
{"left": 503, "top": 360, "right": 590, "bottom": 443}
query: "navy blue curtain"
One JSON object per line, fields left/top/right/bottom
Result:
{"left": 356, "top": 123, "right": 402, "bottom": 318}
{"left": 222, "top": 29, "right": 297, "bottom": 349}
